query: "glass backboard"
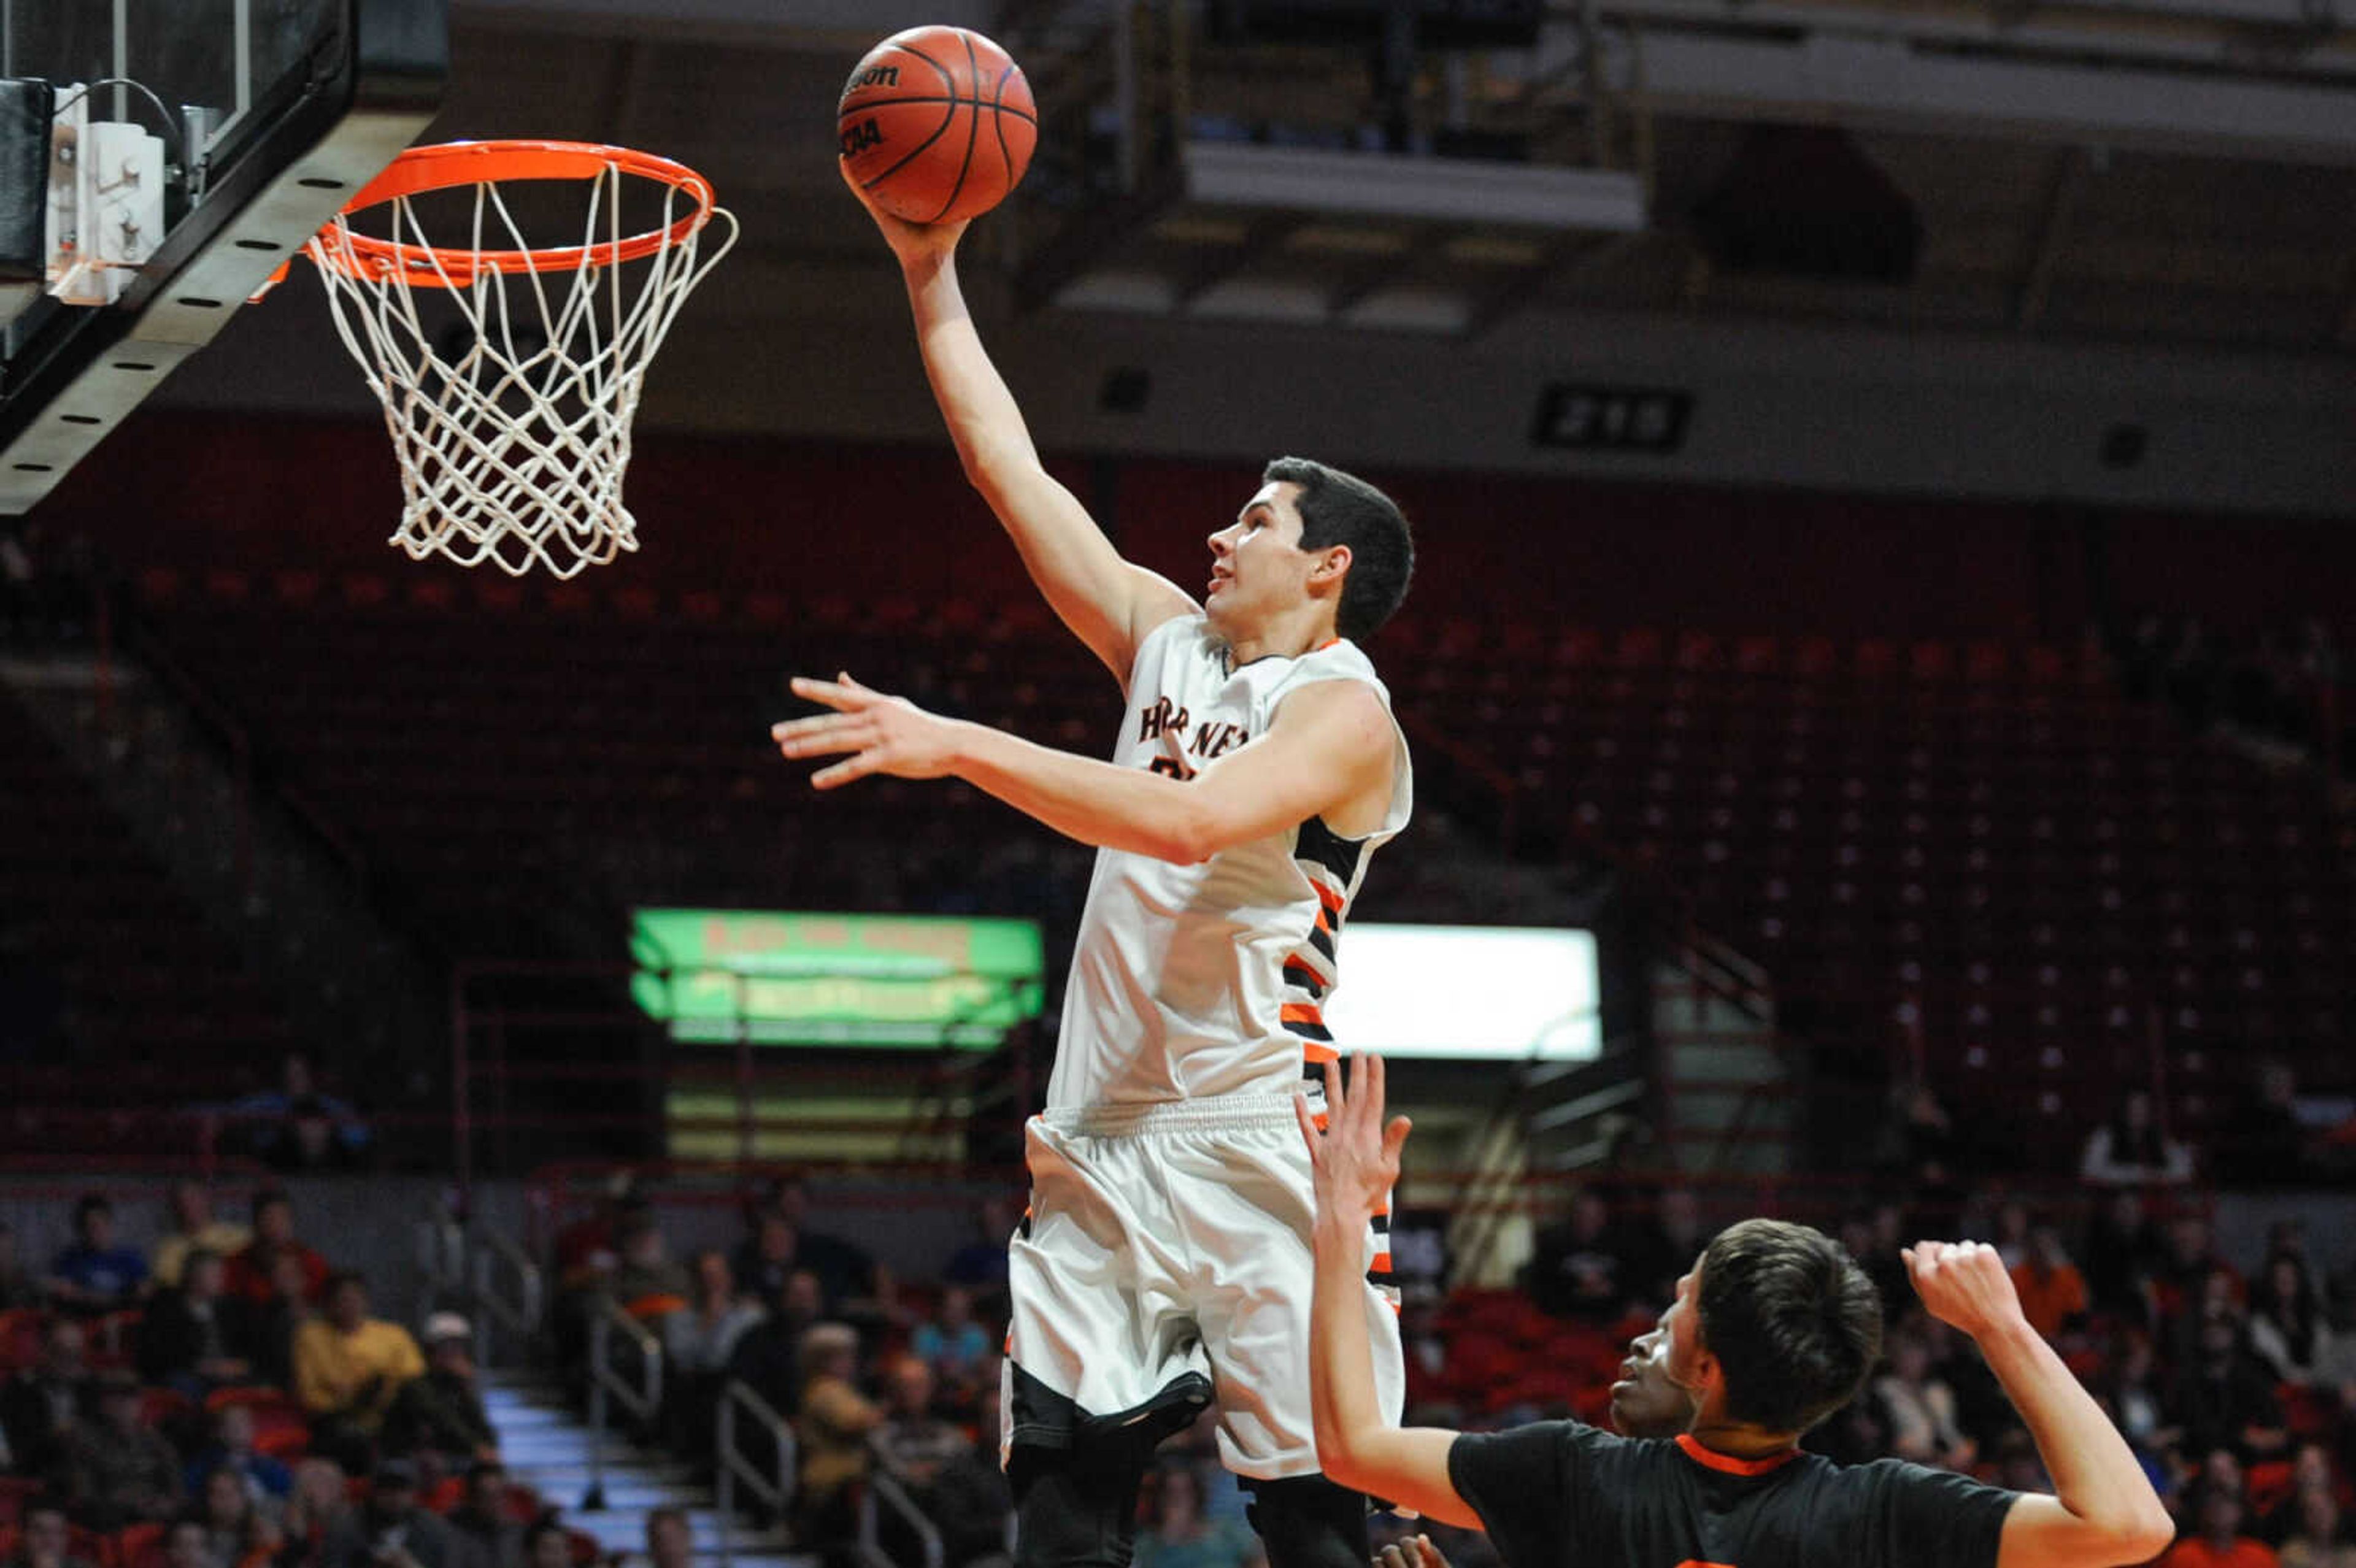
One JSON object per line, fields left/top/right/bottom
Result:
{"left": 0, "top": 0, "right": 446, "bottom": 512}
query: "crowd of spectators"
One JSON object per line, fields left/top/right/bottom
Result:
{"left": 551, "top": 1175, "right": 1016, "bottom": 1568}
{"left": 542, "top": 1162, "right": 2353, "bottom": 1568}
{"left": 6, "top": 1159, "right": 2351, "bottom": 1568}
{"left": 0, "top": 1183, "right": 614, "bottom": 1568}
{"left": 549, "top": 1169, "right": 1342, "bottom": 1568}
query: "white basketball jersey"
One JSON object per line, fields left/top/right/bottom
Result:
{"left": 1048, "top": 613, "right": 1413, "bottom": 1109}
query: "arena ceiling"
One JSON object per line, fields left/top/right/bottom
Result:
{"left": 441, "top": 0, "right": 2356, "bottom": 356}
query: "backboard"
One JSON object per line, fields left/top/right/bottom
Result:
{"left": 0, "top": 0, "right": 447, "bottom": 513}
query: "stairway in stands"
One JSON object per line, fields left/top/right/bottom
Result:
{"left": 479, "top": 1366, "right": 812, "bottom": 1568}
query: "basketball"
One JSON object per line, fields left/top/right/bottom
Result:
{"left": 837, "top": 26, "right": 1037, "bottom": 226}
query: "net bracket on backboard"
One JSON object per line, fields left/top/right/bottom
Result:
{"left": 0, "top": 0, "right": 448, "bottom": 515}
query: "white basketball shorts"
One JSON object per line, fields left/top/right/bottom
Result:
{"left": 999, "top": 1091, "right": 1404, "bottom": 1482}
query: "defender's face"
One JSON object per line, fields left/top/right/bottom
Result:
{"left": 1609, "top": 1320, "right": 1699, "bottom": 1439}
{"left": 1205, "top": 481, "right": 1317, "bottom": 632}
{"left": 1660, "top": 1262, "right": 1707, "bottom": 1389}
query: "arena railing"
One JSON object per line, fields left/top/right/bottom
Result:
{"left": 715, "top": 1377, "right": 796, "bottom": 1568}
{"left": 858, "top": 1451, "right": 945, "bottom": 1568}
{"left": 1446, "top": 1034, "right": 1654, "bottom": 1282}
{"left": 586, "top": 1295, "right": 663, "bottom": 1512}
{"left": 415, "top": 1201, "right": 467, "bottom": 1305}
{"left": 409, "top": 1194, "right": 541, "bottom": 1369}
{"left": 470, "top": 1226, "right": 545, "bottom": 1369}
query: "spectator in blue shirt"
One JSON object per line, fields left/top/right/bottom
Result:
{"left": 226, "top": 1051, "right": 371, "bottom": 1169}
{"left": 909, "top": 1285, "right": 994, "bottom": 1401}
{"left": 46, "top": 1194, "right": 147, "bottom": 1315}
{"left": 184, "top": 1402, "right": 294, "bottom": 1504}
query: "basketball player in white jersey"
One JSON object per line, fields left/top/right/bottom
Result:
{"left": 771, "top": 167, "right": 1417, "bottom": 1568}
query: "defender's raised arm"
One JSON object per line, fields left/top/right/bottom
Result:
{"left": 1905, "top": 1242, "right": 2174, "bottom": 1568}
{"left": 844, "top": 164, "right": 1191, "bottom": 683}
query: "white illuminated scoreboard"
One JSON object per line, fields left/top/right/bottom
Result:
{"left": 1322, "top": 924, "right": 1600, "bottom": 1060}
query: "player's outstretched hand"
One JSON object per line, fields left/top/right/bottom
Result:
{"left": 1902, "top": 1240, "right": 2027, "bottom": 1342}
{"left": 838, "top": 157, "right": 969, "bottom": 269}
{"left": 1376, "top": 1535, "right": 1450, "bottom": 1568}
{"left": 1296, "top": 1053, "right": 1411, "bottom": 1226}
{"left": 773, "top": 672, "right": 962, "bottom": 789}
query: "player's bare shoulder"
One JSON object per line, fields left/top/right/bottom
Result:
{"left": 1117, "top": 568, "right": 1203, "bottom": 688}
{"left": 1267, "top": 678, "right": 1398, "bottom": 839}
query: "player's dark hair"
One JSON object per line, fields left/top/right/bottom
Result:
{"left": 1263, "top": 457, "right": 1412, "bottom": 642}
{"left": 1695, "top": 1218, "right": 1882, "bottom": 1434}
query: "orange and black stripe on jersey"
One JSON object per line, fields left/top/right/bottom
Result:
{"left": 1282, "top": 813, "right": 1368, "bottom": 1083}
{"left": 1286, "top": 815, "right": 1394, "bottom": 1297}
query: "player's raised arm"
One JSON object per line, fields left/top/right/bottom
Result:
{"left": 1904, "top": 1242, "right": 2174, "bottom": 1568}
{"left": 776, "top": 673, "right": 1392, "bottom": 864}
{"left": 843, "top": 163, "right": 1193, "bottom": 683}
{"left": 1296, "top": 1056, "right": 1482, "bottom": 1529}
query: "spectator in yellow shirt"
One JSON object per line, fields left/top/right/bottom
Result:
{"left": 152, "top": 1182, "right": 254, "bottom": 1290}
{"left": 295, "top": 1273, "right": 425, "bottom": 1469}
{"left": 792, "top": 1323, "right": 880, "bottom": 1551}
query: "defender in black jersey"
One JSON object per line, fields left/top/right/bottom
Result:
{"left": 1297, "top": 1056, "right": 2174, "bottom": 1568}
{"left": 1376, "top": 1302, "right": 1704, "bottom": 1568}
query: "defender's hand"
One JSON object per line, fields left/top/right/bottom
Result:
{"left": 1296, "top": 1053, "right": 1411, "bottom": 1226}
{"left": 1377, "top": 1537, "right": 1450, "bottom": 1568}
{"left": 1903, "top": 1240, "right": 2028, "bottom": 1342}
{"left": 774, "top": 673, "right": 963, "bottom": 788}
{"left": 839, "top": 158, "right": 969, "bottom": 268}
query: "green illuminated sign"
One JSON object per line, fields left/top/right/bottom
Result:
{"left": 629, "top": 909, "right": 1044, "bottom": 1048}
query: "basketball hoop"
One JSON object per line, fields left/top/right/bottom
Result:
{"left": 300, "top": 140, "right": 737, "bottom": 577}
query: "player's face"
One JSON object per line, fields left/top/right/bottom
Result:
{"left": 1659, "top": 1261, "right": 1709, "bottom": 1390}
{"left": 1609, "top": 1320, "right": 1699, "bottom": 1439}
{"left": 1205, "top": 481, "right": 1318, "bottom": 632}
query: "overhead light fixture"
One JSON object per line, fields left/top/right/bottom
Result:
{"left": 1182, "top": 142, "right": 1649, "bottom": 231}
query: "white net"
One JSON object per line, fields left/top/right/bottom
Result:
{"left": 307, "top": 153, "right": 737, "bottom": 577}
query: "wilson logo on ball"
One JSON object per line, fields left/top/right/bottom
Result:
{"left": 836, "top": 24, "right": 1037, "bottom": 226}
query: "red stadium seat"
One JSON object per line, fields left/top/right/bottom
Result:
{"left": 0, "top": 1310, "right": 44, "bottom": 1371}
{"left": 0, "top": 1477, "right": 44, "bottom": 1525}
{"left": 2247, "top": 1460, "right": 2295, "bottom": 1516}
{"left": 2279, "top": 1383, "right": 2337, "bottom": 1441}
{"left": 114, "top": 1521, "right": 167, "bottom": 1568}
{"left": 87, "top": 1310, "right": 142, "bottom": 1369}
{"left": 139, "top": 1386, "right": 195, "bottom": 1431}
{"left": 252, "top": 1425, "right": 311, "bottom": 1461}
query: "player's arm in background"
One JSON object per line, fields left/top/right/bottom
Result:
{"left": 1904, "top": 1242, "right": 2175, "bottom": 1568}
{"left": 776, "top": 674, "right": 1393, "bottom": 866}
{"left": 1295, "top": 1055, "right": 1482, "bottom": 1529}
{"left": 843, "top": 163, "right": 1193, "bottom": 685}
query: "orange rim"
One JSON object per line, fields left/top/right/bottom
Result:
{"left": 311, "top": 139, "right": 720, "bottom": 288}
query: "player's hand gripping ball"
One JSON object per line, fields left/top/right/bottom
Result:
{"left": 837, "top": 26, "right": 1037, "bottom": 225}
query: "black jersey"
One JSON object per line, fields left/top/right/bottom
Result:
{"left": 1450, "top": 1426, "right": 2017, "bottom": 1568}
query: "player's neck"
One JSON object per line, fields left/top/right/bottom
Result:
{"left": 1222, "top": 605, "right": 1339, "bottom": 669}
{"left": 1685, "top": 1417, "right": 1801, "bottom": 1462}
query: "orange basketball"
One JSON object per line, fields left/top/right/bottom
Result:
{"left": 838, "top": 26, "right": 1037, "bottom": 226}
